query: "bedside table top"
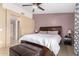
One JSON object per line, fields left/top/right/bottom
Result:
{"left": 64, "top": 37, "right": 72, "bottom": 40}
{"left": 64, "top": 37, "right": 72, "bottom": 45}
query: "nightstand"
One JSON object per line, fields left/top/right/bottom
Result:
{"left": 63, "top": 37, "right": 72, "bottom": 45}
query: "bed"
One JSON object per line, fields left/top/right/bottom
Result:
{"left": 19, "top": 26, "right": 62, "bottom": 56}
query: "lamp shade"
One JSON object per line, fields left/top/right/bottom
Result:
{"left": 35, "top": 29, "right": 38, "bottom": 32}
{"left": 67, "top": 30, "right": 72, "bottom": 34}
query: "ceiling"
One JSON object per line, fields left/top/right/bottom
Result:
{"left": 16, "top": 3, "right": 75, "bottom": 14}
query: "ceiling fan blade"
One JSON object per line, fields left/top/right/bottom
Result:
{"left": 33, "top": 3, "right": 41, "bottom": 5}
{"left": 38, "top": 6, "right": 45, "bottom": 11}
{"left": 37, "top": 3, "right": 42, "bottom": 5}
{"left": 33, "top": 9, "right": 34, "bottom": 12}
{"left": 22, "top": 5, "right": 32, "bottom": 6}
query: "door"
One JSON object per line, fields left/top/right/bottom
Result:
{"left": 10, "top": 16, "right": 20, "bottom": 46}
{"left": 6, "top": 10, "right": 20, "bottom": 47}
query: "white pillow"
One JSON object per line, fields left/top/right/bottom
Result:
{"left": 48, "top": 31, "right": 58, "bottom": 35}
{"left": 39, "top": 31, "right": 47, "bottom": 34}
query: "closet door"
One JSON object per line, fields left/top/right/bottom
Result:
{"left": 6, "top": 10, "right": 20, "bottom": 47}
{"left": 0, "top": 7, "right": 6, "bottom": 48}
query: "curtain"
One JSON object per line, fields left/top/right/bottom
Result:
{"left": 74, "top": 3, "right": 79, "bottom": 55}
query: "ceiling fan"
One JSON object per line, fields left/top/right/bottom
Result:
{"left": 22, "top": 3, "right": 45, "bottom": 12}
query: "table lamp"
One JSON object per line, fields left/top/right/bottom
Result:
{"left": 67, "top": 30, "right": 72, "bottom": 37}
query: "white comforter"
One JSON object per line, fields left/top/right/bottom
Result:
{"left": 19, "top": 34, "right": 61, "bottom": 55}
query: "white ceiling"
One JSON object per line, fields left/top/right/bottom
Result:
{"left": 16, "top": 3, "right": 75, "bottom": 14}
{"left": 15, "top": 3, "right": 33, "bottom": 13}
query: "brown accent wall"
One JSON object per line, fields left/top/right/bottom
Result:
{"left": 33, "top": 13, "right": 74, "bottom": 37}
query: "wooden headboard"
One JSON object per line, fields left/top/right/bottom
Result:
{"left": 39, "top": 26, "right": 62, "bottom": 37}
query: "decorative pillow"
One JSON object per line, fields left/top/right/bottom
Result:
{"left": 48, "top": 31, "right": 58, "bottom": 35}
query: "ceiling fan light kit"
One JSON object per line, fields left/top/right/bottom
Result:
{"left": 33, "top": 5, "right": 38, "bottom": 9}
{"left": 22, "top": 3, "right": 45, "bottom": 12}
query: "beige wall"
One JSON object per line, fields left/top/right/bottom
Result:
{"left": 6, "top": 10, "right": 34, "bottom": 47}
{"left": 0, "top": 5, "right": 6, "bottom": 48}
{"left": 19, "top": 15, "right": 34, "bottom": 36}
{"left": 0, "top": 6, "right": 34, "bottom": 48}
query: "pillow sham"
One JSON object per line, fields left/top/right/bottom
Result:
{"left": 48, "top": 31, "right": 58, "bottom": 35}
{"left": 39, "top": 31, "right": 47, "bottom": 34}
